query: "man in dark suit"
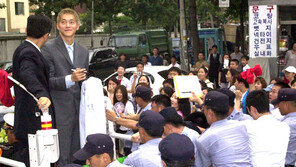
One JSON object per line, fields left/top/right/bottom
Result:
{"left": 42, "top": 8, "right": 89, "bottom": 166}
{"left": 208, "top": 45, "right": 220, "bottom": 88}
{"left": 12, "top": 14, "right": 53, "bottom": 166}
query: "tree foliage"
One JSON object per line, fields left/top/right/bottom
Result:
{"left": 0, "top": 3, "right": 5, "bottom": 9}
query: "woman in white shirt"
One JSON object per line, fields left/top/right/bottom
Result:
{"left": 197, "top": 66, "right": 214, "bottom": 89}
{"left": 113, "top": 85, "right": 135, "bottom": 155}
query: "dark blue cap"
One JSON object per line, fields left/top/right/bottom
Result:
{"left": 203, "top": 91, "right": 229, "bottom": 111}
{"left": 217, "top": 88, "right": 235, "bottom": 107}
{"left": 137, "top": 110, "right": 165, "bottom": 130}
{"left": 132, "top": 86, "right": 152, "bottom": 100}
{"left": 73, "top": 134, "right": 113, "bottom": 160}
{"left": 64, "top": 164, "right": 81, "bottom": 167}
{"left": 159, "top": 133, "right": 195, "bottom": 161}
{"left": 271, "top": 88, "right": 296, "bottom": 105}
{"left": 159, "top": 107, "right": 183, "bottom": 125}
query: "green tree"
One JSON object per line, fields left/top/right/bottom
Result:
{"left": 29, "top": 0, "right": 79, "bottom": 17}
{"left": 224, "top": 0, "right": 248, "bottom": 54}
{"left": 0, "top": 3, "right": 5, "bottom": 9}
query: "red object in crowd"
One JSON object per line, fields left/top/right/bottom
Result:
{"left": 240, "top": 65, "right": 263, "bottom": 84}
{"left": 0, "top": 69, "right": 14, "bottom": 107}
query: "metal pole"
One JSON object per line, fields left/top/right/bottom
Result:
{"left": 179, "top": 0, "right": 189, "bottom": 71}
{"left": 91, "top": 0, "right": 94, "bottom": 49}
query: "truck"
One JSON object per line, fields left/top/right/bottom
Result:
{"left": 108, "top": 29, "right": 172, "bottom": 60}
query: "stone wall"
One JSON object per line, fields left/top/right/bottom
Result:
{"left": 0, "top": 34, "right": 110, "bottom": 62}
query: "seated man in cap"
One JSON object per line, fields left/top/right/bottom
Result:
{"left": 159, "top": 107, "right": 199, "bottom": 165}
{"left": 271, "top": 88, "right": 296, "bottom": 166}
{"left": 159, "top": 133, "right": 195, "bottom": 167}
{"left": 245, "top": 90, "right": 290, "bottom": 166}
{"left": 195, "top": 91, "right": 252, "bottom": 167}
{"left": 217, "top": 88, "right": 252, "bottom": 121}
{"left": 123, "top": 110, "right": 165, "bottom": 167}
{"left": 73, "top": 133, "right": 129, "bottom": 167}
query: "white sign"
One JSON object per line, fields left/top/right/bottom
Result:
{"left": 219, "top": 0, "right": 229, "bottom": 8}
{"left": 174, "top": 75, "right": 202, "bottom": 99}
{"left": 249, "top": 5, "right": 278, "bottom": 58}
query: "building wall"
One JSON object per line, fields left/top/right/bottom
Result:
{"left": 0, "top": 0, "right": 8, "bottom": 32}
{"left": 6, "top": 0, "right": 29, "bottom": 33}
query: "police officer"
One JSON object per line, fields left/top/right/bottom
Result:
{"left": 159, "top": 133, "right": 195, "bottom": 167}
{"left": 73, "top": 133, "right": 128, "bottom": 167}
{"left": 159, "top": 107, "right": 200, "bottom": 165}
{"left": 195, "top": 91, "right": 252, "bottom": 166}
{"left": 271, "top": 88, "right": 296, "bottom": 166}
{"left": 123, "top": 110, "right": 165, "bottom": 167}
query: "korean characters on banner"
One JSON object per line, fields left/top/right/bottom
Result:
{"left": 249, "top": 5, "right": 278, "bottom": 58}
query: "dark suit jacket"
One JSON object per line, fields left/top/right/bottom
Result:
{"left": 12, "top": 41, "right": 54, "bottom": 141}
{"left": 42, "top": 36, "right": 89, "bottom": 126}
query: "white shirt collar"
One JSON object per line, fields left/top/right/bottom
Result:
{"left": 64, "top": 41, "right": 74, "bottom": 50}
{"left": 25, "top": 39, "right": 41, "bottom": 52}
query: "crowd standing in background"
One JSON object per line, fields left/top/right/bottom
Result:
{"left": 1, "top": 8, "right": 296, "bottom": 167}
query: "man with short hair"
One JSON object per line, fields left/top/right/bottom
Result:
{"left": 167, "top": 67, "right": 180, "bottom": 79}
{"left": 230, "top": 45, "right": 243, "bottom": 71}
{"left": 73, "top": 134, "right": 128, "bottom": 167}
{"left": 123, "top": 111, "right": 165, "bottom": 167}
{"left": 159, "top": 133, "right": 195, "bottom": 167}
{"left": 160, "top": 107, "right": 199, "bottom": 165}
{"left": 269, "top": 81, "right": 290, "bottom": 120}
{"left": 245, "top": 90, "right": 290, "bottom": 166}
{"left": 241, "top": 55, "right": 250, "bottom": 72}
{"left": 217, "top": 88, "right": 252, "bottom": 121}
{"left": 130, "top": 62, "right": 145, "bottom": 93}
{"left": 151, "top": 95, "right": 171, "bottom": 113}
{"left": 116, "top": 53, "right": 130, "bottom": 69}
{"left": 271, "top": 88, "right": 296, "bottom": 166}
{"left": 149, "top": 47, "right": 163, "bottom": 66}
{"left": 116, "top": 65, "right": 131, "bottom": 91}
{"left": 168, "top": 56, "right": 180, "bottom": 68}
{"left": 195, "top": 91, "right": 252, "bottom": 167}
{"left": 141, "top": 55, "right": 151, "bottom": 67}
{"left": 208, "top": 45, "right": 220, "bottom": 88}
{"left": 12, "top": 14, "right": 53, "bottom": 166}
{"left": 230, "top": 59, "right": 239, "bottom": 71}
{"left": 42, "top": 8, "right": 89, "bottom": 166}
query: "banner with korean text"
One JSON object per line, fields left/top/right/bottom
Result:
{"left": 249, "top": 5, "right": 278, "bottom": 58}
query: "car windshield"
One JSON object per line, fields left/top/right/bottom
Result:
{"left": 108, "top": 36, "right": 138, "bottom": 48}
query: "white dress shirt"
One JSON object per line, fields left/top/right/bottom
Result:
{"left": 243, "top": 114, "right": 290, "bottom": 167}
{"left": 168, "top": 63, "right": 180, "bottom": 68}
{"left": 116, "top": 76, "right": 131, "bottom": 90}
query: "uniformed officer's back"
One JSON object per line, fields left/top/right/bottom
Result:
{"left": 123, "top": 110, "right": 165, "bottom": 167}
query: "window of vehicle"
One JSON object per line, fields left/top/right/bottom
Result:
{"left": 0, "top": 18, "right": 5, "bottom": 31}
{"left": 15, "top": 2, "right": 24, "bottom": 15}
{"left": 114, "top": 36, "right": 138, "bottom": 48}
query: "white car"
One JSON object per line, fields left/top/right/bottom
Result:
{"left": 103, "top": 66, "right": 171, "bottom": 96}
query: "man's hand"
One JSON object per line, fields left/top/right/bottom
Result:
{"left": 106, "top": 109, "right": 117, "bottom": 122}
{"left": 71, "top": 68, "right": 87, "bottom": 82}
{"left": 37, "top": 97, "right": 51, "bottom": 112}
{"left": 131, "top": 132, "right": 141, "bottom": 143}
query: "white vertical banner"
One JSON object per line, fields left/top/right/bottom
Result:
{"left": 249, "top": 5, "right": 278, "bottom": 58}
{"left": 219, "top": 0, "right": 229, "bottom": 8}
